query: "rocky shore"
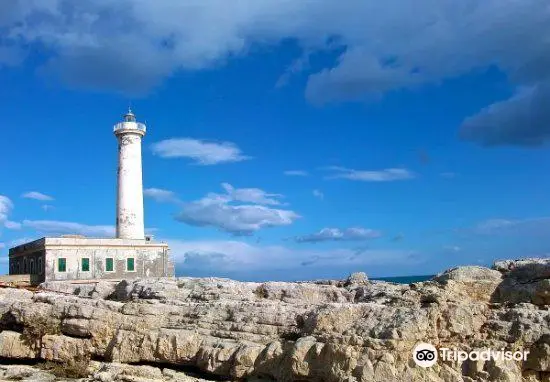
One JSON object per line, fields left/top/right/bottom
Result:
{"left": 0, "top": 258, "right": 548, "bottom": 381}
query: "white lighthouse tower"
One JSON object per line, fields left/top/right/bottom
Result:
{"left": 114, "top": 109, "right": 146, "bottom": 240}
{"left": 6, "top": 108, "right": 174, "bottom": 282}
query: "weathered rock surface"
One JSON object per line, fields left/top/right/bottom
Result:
{"left": 0, "top": 363, "right": 224, "bottom": 382}
{"left": 493, "top": 258, "right": 550, "bottom": 306}
{"left": 0, "top": 258, "right": 549, "bottom": 381}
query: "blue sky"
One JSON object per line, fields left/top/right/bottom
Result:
{"left": 1, "top": 1, "right": 550, "bottom": 281}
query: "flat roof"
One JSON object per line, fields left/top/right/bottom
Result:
{"left": 9, "top": 237, "right": 168, "bottom": 256}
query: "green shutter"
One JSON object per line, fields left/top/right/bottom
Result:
{"left": 127, "top": 258, "right": 135, "bottom": 272}
{"left": 82, "top": 258, "right": 90, "bottom": 272}
{"left": 105, "top": 258, "right": 114, "bottom": 272}
{"left": 58, "top": 258, "right": 66, "bottom": 272}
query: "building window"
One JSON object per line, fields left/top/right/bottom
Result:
{"left": 58, "top": 258, "right": 67, "bottom": 273}
{"left": 38, "top": 257, "right": 43, "bottom": 274}
{"left": 30, "top": 259, "right": 35, "bottom": 274}
{"left": 81, "top": 258, "right": 90, "bottom": 272}
{"left": 126, "top": 258, "right": 135, "bottom": 272}
{"left": 105, "top": 258, "right": 114, "bottom": 272}
{"left": 23, "top": 258, "right": 27, "bottom": 273}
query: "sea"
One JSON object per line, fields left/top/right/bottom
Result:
{"left": 175, "top": 271, "right": 434, "bottom": 284}
{"left": 373, "top": 275, "right": 434, "bottom": 284}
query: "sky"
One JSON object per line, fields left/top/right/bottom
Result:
{"left": 1, "top": 0, "right": 550, "bottom": 281}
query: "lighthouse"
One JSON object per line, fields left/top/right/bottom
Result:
{"left": 114, "top": 109, "right": 146, "bottom": 240}
{"left": 6, "top": 108, "right": 174, "bottom": 283}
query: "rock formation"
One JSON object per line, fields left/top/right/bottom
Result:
{"left": 0, "top": 258, "right": 548, "bottom": 381}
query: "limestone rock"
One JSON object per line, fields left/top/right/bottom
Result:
{"left": 0, "top": 330, "right": 37, "bottom": 359}
{"left": 345, "top": 272, "right": 369, "bottom": 286}
{"left": 434, "top": 265, "right": 502, "bottom": 283}
{"left": 0, "top": 258, "right": 548, "bottom": 381}
{"left": 493, "top": 258, "right": 550, "bottom": 281}
{"left": 491, "top": 258, "right": 550, "bottom": 306}
{"left": 526, "top": 334, "right": 550, "bottom": 372}
{"left": 0, "top": 365, "right": 56, "bottom": 382}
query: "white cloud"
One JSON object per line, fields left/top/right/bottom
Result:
{"left": 0, "top": 195, "right": 14, "bottom": 224}
{"left": 284, "top": 170, "right": 309, "bottom": 177}
{"left": 166, "top": 239, "right": 417, "bottom": 272}
{"left": 312, "top": 189, "right": 324, "bottom": 200}
{"left": 471, "top": 217, "right": 550, "bottom": 236}
{"left": 294, "top": 227, "right": 382, "bottom": 243}
{"left": 221, "top": 183, "right": 283, "bottom": 206}
{"left": 176, "top": 197, "right": 299, "bottom": 235}
{"left": 144, "top": 188, "right": 180, "bottom": 203}
{"left": 175, "top": 184, "right": 299, "bottom": 235}
{"left": 4, "top": 221, "right": 21, "bottom": 230}
{"left": 22, "top": 191, "right": 54, "bottom": 201}
{"left": 474, "top": 219, "right": 515, "bottom": 233}
{"left": 324, "top": 166, "right": 415, "bottom": 182}
{"left": 5, "top": 0, "right": 547, "bottom": 96}
{"left": 151, "top": 138, "right": 250, "bottom": 165}
{"left": 0, "top": 196, "right": 18, "bottom": 231}
{"left": 22, "top": 220, "right": 115, "bottom": 237}
{"left": 460, "top": 82, "right": 550, "bottom": 146}
{"left": 4, "top": 1, "right": 550, "bottom": 145}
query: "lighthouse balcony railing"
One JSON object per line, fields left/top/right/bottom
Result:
{"left": 113, "top": 122, "right": 147, "bottom": 133}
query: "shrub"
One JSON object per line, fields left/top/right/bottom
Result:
{"left": 254, "top": 284, "right": 269, "bottom": 299}
{"left": 41, "top": 354, "right": 91, "bottom": 379}
{"left": 21, "top": 315, "right": 60, "bottom": 350}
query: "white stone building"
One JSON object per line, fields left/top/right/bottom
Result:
{"left": 8, "top": 110, "right": 174, "bottom": 283}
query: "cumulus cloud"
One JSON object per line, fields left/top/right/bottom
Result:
{"left": 324, "top": 166, "right": 415, "bottom": 182}
{"left": 3, "top": 1, "right": 550, "bottom": 145}
{"left": 221, "top": 183, "right": 283, "bottom": 206}
{"left": 284, "top": 170, "right": 309, "bottom": 177}
{"left": 22, "top": 220, "right": 115, "bottom": 237}
{"left": 0, "top": 195, "right": 14, "bottom": 231}
{"left": 144, "top": 188, "right": 180, "bottom": 203}
{"left": 460, "top": 82, "right": 550, "bottom": 146}
{"left": 21, "top": 191, "right": 54, "bottom": 201}
{"left": 176, "top": 197, "right": 299, "bottom": 235}
{"left": 294, "top": 227, "right": 382, "bottom": 243}
{"left": 166, "top": 239, "right": 416, "bottom": 272}
{"left": 151, "top": 138, "right": 250, "bottom": 165}
{"left": 146, "top": 184, "right": 295, "bottom": 235}
{"left": 0, "top": 196, "right": 13, "bottom": 222}
{"left": 175, "top": 184, "right": 298, "bottom": 235}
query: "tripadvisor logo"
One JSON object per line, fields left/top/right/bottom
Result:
{"left": 412, "top": 343, "right": 530, "bottom": 368}
{"left": 413, "top": 343, "right": 438, "bottom": 368}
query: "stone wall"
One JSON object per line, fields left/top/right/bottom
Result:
{"left": 44, "top": 245, "right": 169, "bottom": 281}
{"left": 9, "top": 237, "right": 173, "bottom": 282}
